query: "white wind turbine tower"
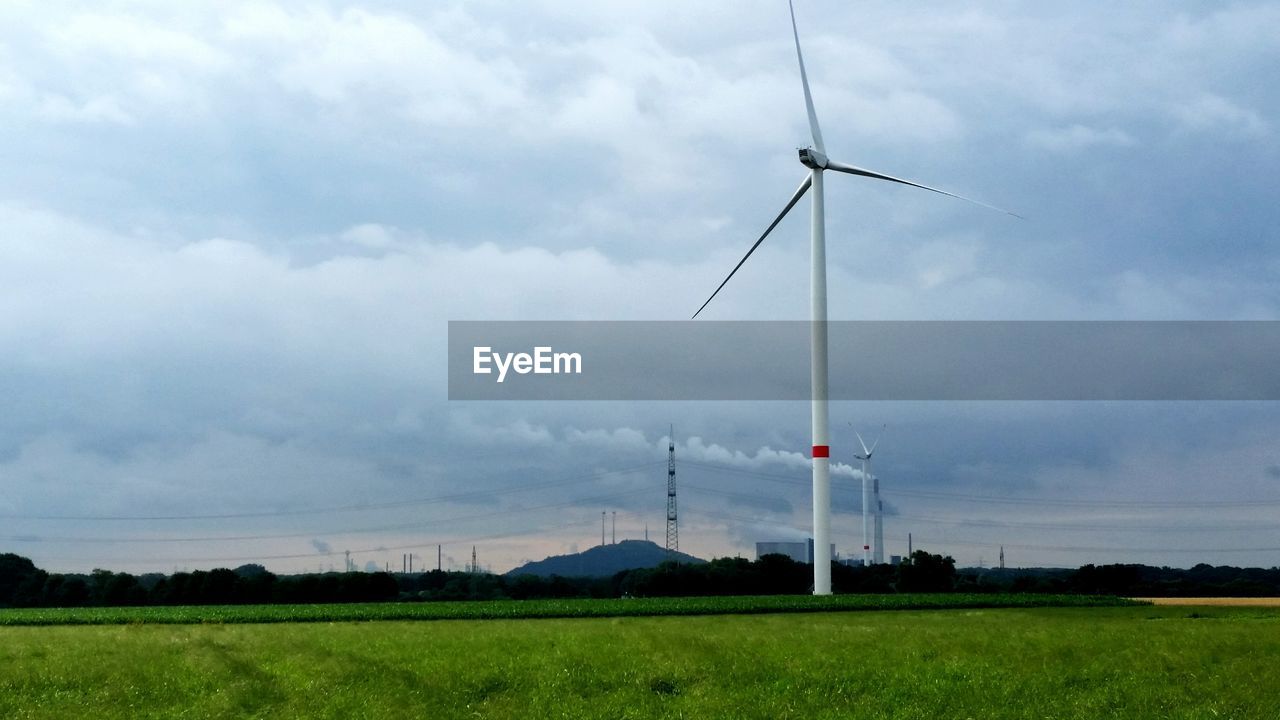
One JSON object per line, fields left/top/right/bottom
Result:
{"left": 693, "top": 1, "right": 1017, "bottom": 595}
{"left": 852, "top": 428, "right": 881, "bottom": 567}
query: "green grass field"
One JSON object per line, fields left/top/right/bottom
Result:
{"left": 0, "top": 592, "right": 1135, "bottom": 625}
{"left": 3, "top": 603, "right": 1278, "bottom": 719}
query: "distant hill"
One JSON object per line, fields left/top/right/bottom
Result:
{"left": 505, "top": 540, "right": 704, "bottom": 578}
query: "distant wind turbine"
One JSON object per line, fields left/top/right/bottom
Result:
{"left": 692, "top": 1, "right": 1017, "bottom": 595}
{"left": 853, "top": 427, "right": 882, "bottom": 567}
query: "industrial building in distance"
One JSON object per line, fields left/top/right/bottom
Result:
{"left": 756, "top": 540, "right": 901, "bottom": 567}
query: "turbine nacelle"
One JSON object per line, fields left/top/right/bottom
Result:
{"left": 798, "top": 147, "right": 828, "bottom": 169}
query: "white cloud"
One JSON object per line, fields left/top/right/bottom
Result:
{"left": 1163, "top": 4, "right": 1280, "bottom": 56}
{"left": 30, "top": 11, "right": 236, "bottom": 119}
{"left": 35, "top": 93, "right": 134, "bottom": 125}
{"left": 909, "top": 237, "right": 981, "bottom": 289}
{"left": 1173, "top": 93, "right": 1268, "bottom": 138}
{"left": 1024, "top": 124, "right": 1135, "bottom": 153}
{"left": 52, "top": 13, "right": 231, "bottom": 70}
{"left": 450, "top": 417, "right": 555, "bottom": 448}
{"left": 222, "top": 5, "right": 526, "bottom": 126}
{"left": 0, "top": 431, "right": 389, "bottom": 518}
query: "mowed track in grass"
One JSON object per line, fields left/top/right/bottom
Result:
{"left": 3, "top": 605, "right": 1279, "bottom": 719}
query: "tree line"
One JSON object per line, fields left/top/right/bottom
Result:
{"left": 3, "top": 551, "right": 1278, "bottom": 608}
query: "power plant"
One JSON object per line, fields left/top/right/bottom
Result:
{"left": 755, "top": 540, "right": 835, "bottom": 565}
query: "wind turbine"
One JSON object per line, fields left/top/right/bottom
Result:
{"left": 692, "top": 1, "right": 1017, "bottom": 595}
{"left": 852, "top": 428, "right": 881, "bottom": 567}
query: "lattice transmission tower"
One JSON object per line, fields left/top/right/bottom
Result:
{"left": 666, "top": 425, "right": 678, "bottom": 555}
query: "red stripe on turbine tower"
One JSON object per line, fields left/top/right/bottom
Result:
{"left": 812, "top": 445, "right": 829, "bottom": 458}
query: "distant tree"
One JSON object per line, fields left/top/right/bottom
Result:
{"left": 232, "top": 564, "right": 270, "bottom": 578}
{"left": 88, "top": 570, "right": 146, "bottom": 606}
{"left": 239, "top": 569, "right": 277, "bottom": 604}
{"left": 834, "top": 562, "right": 896, "bottom": 594}
{"left": 1010, "top": 575, "right": 1050, "bottom": 593}
{"left": 198, "top": 568, "right": 241, "bottom": 604}
{"left": 0, "top": 553, "right": 41, "bottom": 606}
{"left": 896, "top": 550, "right": 957, "bottom": 593}
{"left": 1069, "top": 564, "right": 1142, "bottom": 595}
{"left": 48, "top": 575, "right": 89, "bottom": 607}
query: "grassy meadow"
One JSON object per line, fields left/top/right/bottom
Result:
{"left": 0, "top": 592, "right": 1134, "bottom": 625}
{"left": 3, "top": 603, "right": 1279, "bottom": 719}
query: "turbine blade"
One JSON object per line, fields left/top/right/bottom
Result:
{"left": 788, "top": 0, "right": 825, "bottom": 154}
{"left": 868, "top": 423, "right": 884, "bottom": 454}
{"left": 856, "top": 431, "right": 870, "bottom": 456}
{"left": 692, "top": 174, "right": 812, "bottom": 319}
{"left": 826, "top": 159, "right": 1023, "bottom": 218}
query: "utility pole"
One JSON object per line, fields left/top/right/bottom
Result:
{"left": 344, "top": 550, "right": 351, "bottom": 573}
{"left": 612, "top": 511, "right": 617, "bottom": 544}
{"left": 601, "top": 511, "right": 606, "bottom": 546}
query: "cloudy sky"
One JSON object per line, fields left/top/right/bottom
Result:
{"left": 2, "top": 1, "right": 1278, "bottom": 574}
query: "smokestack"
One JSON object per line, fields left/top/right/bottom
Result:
{"left": 873, "top": 477, "right": 884, "bottom": 565}
{"left": 908, "top": 532, "right": 913, "bottom": 558}
{"left": 438, "top": 544, "right": 442, "bottom": 572}
{"left": 409, "top": 554, "right": 413, "bottom": 574}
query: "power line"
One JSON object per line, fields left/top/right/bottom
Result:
{"left": 0, "top": 462, "right": 663, "bottom": 522}
{"left": 870, "top": 532, "right": 1280, "bottom": 556}
{"left": 680, "top": 508, "right": 1280, "bottom": 556}
{"left": 681, "top": 459, "right": 1280, "bottom": 509}
{"left": 678, "top": 483, "right": 1280, "bottom": 533}
{"left": 31, "top": 517, "right": 606, "bottom": 567}
{"left": 887, "top": 513, "right": 1280, "bottom": 534}
{"left": 3, "top": 488, "right": 655, "bottom": 545}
